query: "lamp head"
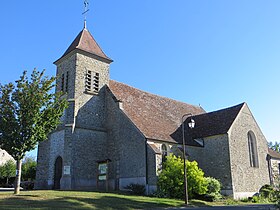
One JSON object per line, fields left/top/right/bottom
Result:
{"left": 188, "top": 118, "right": 195, "bottom": 129}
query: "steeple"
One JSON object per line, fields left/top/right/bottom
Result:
{"left": 55, "top": 28, "right": 113, "bottom": 64}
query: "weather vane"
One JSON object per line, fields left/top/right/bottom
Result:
{"left": 82, "top": 0, "right": 90, "bottom": 28}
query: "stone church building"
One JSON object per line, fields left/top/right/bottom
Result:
{"left": 35, "top": 25, "right": 278, "bottom": 199}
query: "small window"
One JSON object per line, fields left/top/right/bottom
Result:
{"left": 86, "top": 70, "right": 99, "bottom": 93}
{"left": 65, "top": 71, "right": 69, "bottom": 92}
{"left": 161, "top": 144, "right": 168, "bottom": 162}
{"left": 98, "top": 162, "right": 108, "bottom": 181}
{"left": 248, "top": 131, "right": 259, "bottom": 167}
{"left": 278, "top": 163, "right": 280, "bottom": 175}
{"left": 61, "top": 73, "right": 65, "bottom": 92}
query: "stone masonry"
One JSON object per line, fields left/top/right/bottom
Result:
{"left": 36, "top": 26, "right": 274, "bottom": 198}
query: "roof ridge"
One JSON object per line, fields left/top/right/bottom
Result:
{"left": 87, "top": 29, "right": 110, "bottom": 60}
{"left": 76, "top": 28, "right": 85, "bottom": 49}
{"left": 109, "top": 79, "right": 203, "bottom": 110}
{"left": 195, "top": 102, "right": 245, "bottom": 117}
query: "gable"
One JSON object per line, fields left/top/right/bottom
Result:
{"left": 191, "top": 103, "right": 245, "bottom": 139}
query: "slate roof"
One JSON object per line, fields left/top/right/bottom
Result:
{"left": 170, "top": 103, "right": 245, "bottom": 145}
{"left": 109, "top": 80, "right": 206, "bottom": 143}
{"left": 191, "top": 103, "right": 245, "bottom": 139}
{"left": 56, "top": 28, "right": 112, "bottom": 63}
{"left": 268, "top": 148, "right": 280, "bottom": 159}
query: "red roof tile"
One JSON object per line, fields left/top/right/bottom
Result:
{"left": 268, "top": 148, "right": 280, "bottom": 159}
{"left": 57, "top": 28, "right": 112, "bottom": 63}
{"left": 109, "top": 80, "right": 205, "bottom": 143}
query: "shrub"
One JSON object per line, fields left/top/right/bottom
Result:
{"left": 274, "top": 184, "right": 280, "bottom": 208}
{"left": 204, "top": 177, "right": 222, "bottom": 201}
{"left": 157, "top": 154, "right": 207, "bottom": 199}
{"left": 20, "top": 181, "right": 35, "bottom": 190}
{"left": 205, "top": 177, "right": 221, "bottom": 194}
{"left": 252, "top": 196, "right": 259, "bottom": 203}
{"left": 259, "top": 184, "right": 274, "bottom": 199}
{"left": 124, "top": 184, "right": 146, "bottom": 195}
{"left": 21, "top": 157, "right": 37, "bottom": 181}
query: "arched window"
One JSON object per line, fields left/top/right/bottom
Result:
{"left": 161, "top": 144, "right": 168, "bottom": 162}
{"left": 248, "top": 131, "right": 259, "bottom": 167}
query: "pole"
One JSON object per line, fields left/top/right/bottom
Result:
{"left": 182, "top": 114, "right": 191, "bottom": 205}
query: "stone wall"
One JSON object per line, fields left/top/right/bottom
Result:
{"left": 269, "top": 158, "right": 280, "bottom": 185}
{"left": 0, "top": 149, "right": 14, "bottom": 165}
{"left": 229, "top": 104, "right": 270, "bottom": 199}
{"left": 106, "top": 89, "right": 147, "bottom": 190}
{"left": 187, "top": 134, "right": 233, "bottom": 195}
{"left": 71, "top": 128, "right": 108, "bottom": 190}
{"left": 270, "top": 158, "right": 280, "bottom": 185}
{"left": 35, "top": 139, "right": 51, "bottom": 189}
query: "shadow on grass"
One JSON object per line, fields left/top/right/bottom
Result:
{"left": 0, "top": 194, "right": 185, "bottom": 210}
{"left": 189, "top": 200, "right": 210, "bottom": 207}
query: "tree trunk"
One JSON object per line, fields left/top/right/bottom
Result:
{"left": 6, "top": 177, "right": 8, "bottom": 185}
{"left": 14, "top": 159, "right": 22, "bottom": 195}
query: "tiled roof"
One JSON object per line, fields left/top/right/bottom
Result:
{"left": 191, "top": 103, "right": 245, "bottom": 139}
{"left": 109, "top": 80, "right": 205, "bottom": 143}
{"left": 171, "top": 103, "right": 245, "bottom": 144}
{"left": 57, "top": 28, "right": 112, "bottom": 63}
{"left": 268, "top": 148, "right": 280, "bottom": 159}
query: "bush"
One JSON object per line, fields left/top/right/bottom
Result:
{"left": 204, "top": 192, "right": 223, "bottom": 202}
{"left": 20, "top": 181, "right": 35, "bottom": 190}
{"left": 204, "top": 177, "right": 222, "bottom": 201}
{"left": 252, "top": 195, "right": 260, "bottom": 203}
{"left": 259, "top": 184, "right": 274, "bottom": 199}
{"left": 274, "top": 184, "right": 280, "bottom": 208}
{"left": 124, "top": 183, "right": 146, "bottom": 195}
{"left": 205, "top": 177, "right": 221, "bottom": 194}
{"left": 21, "top": 157, "right": 37, "bottom": 181}
{"left": 157, "top": 154, "right": 207, "bottom": 199}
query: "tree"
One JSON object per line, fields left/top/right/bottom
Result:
{"left": 157, "top": 154, "right": 208, "bottom": 199}
{"left": 0, "top": 69, "right": 67, "bottom": 194}
{"left": 22, "top": 157, "right": 37, "bottom": 181}
{"left": 0, "top": 160, "right": 16, "bottom": 185}
{"left": 268, "top": 141, "right": 280, "bottom": 152}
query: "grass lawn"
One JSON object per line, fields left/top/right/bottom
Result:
{"left": 0, "top": 190, "right": 186, "bottom": 210}
{"left": 0, "top": 190, "right": 275, "bottom": 210}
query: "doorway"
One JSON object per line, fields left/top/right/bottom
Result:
{"left": 53, "top": 156, "right": 63, "bottom": 189}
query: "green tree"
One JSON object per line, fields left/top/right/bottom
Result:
{"left": 22, "top": 157, "right": 37, "bottom": 181}
{"left": 268, "top": 141, "right": 280, "bottom": 152}
{"left": 0, "top": 69, "right": 67, "bottom": 194}
{"left": 157, "top": 154, "right": 208, "bottom": 199}
{"left": 0, "top": 160, "right": 16, "bottom": 185}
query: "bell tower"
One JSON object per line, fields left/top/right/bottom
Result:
{"left": 53, "top": 24, "right": 113, "bottom": 189}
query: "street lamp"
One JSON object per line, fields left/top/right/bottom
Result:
{"left": 181, "top": 113, "right": 195, "bottom": 205}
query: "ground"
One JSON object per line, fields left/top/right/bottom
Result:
{"left": 0, "top": 190, "right": 277, "bottom": 210}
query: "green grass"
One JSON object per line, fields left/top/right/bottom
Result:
{"left": 0, "top": 190, "right": 275, "bottom": 210}
{"left": 0, "top": 190, "right": 185, "bottom": 210}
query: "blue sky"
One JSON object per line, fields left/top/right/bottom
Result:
{"left": 0, "top": 1, "right": 279, "bottom": 156}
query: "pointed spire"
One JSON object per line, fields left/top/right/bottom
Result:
{"left": 54, "top": 28, "right": 113, "bottom": 64}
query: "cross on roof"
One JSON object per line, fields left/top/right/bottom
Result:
{"left": 83, "top": 0, "right": 90, "bottom": 28}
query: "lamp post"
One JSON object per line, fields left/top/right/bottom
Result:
{"left": 181, "top": 113, "right": 195, "bottom": 205}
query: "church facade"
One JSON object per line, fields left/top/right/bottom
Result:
{"left": 36, "top": 25, "right": 276, "bottom": 199}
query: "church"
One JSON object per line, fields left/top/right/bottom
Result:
{"left": 35, "top": 23, "right": 278, "bottom": 199}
